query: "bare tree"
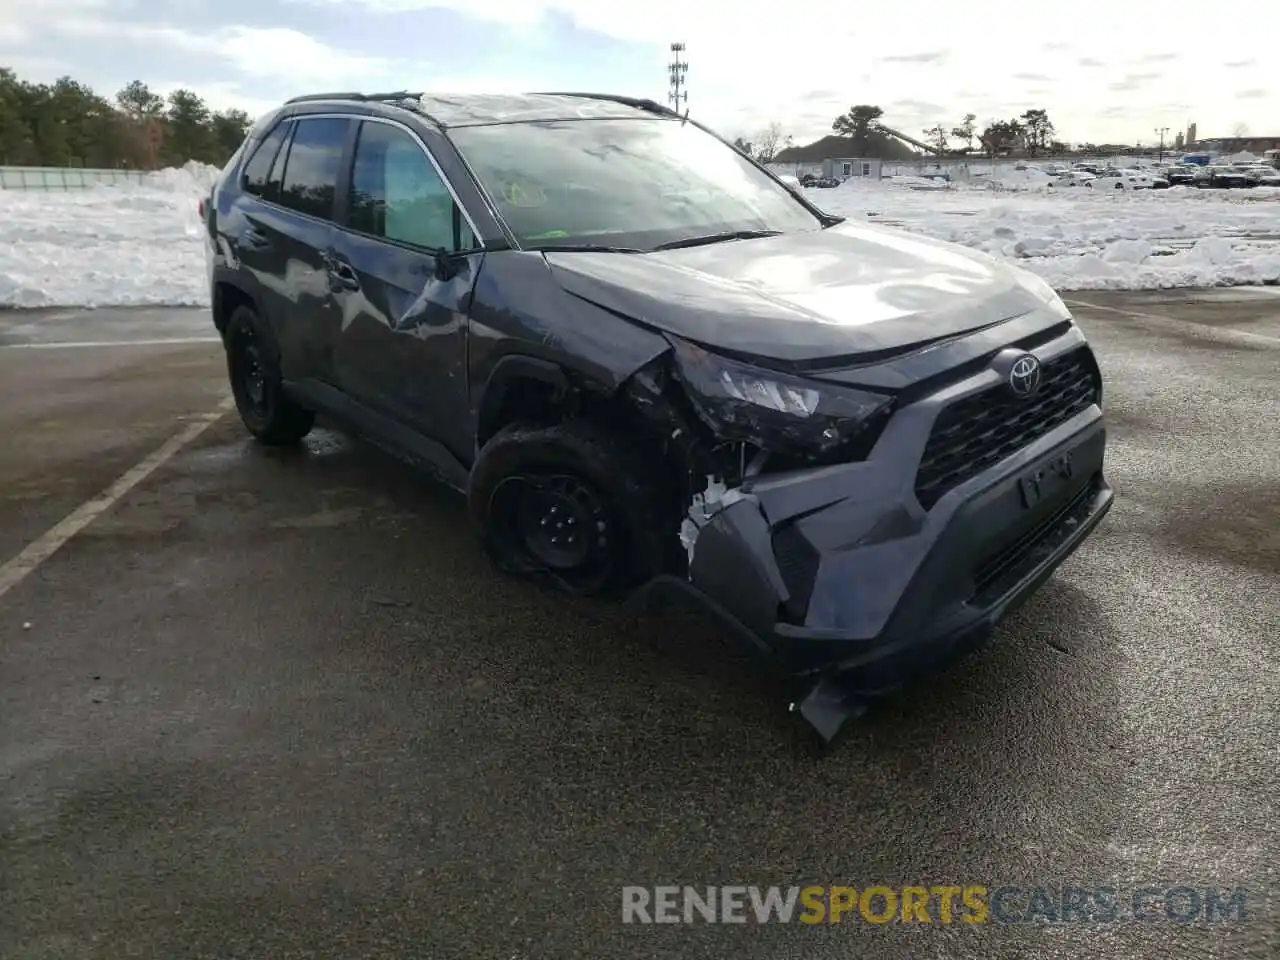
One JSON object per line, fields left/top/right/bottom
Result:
{"left": 1232, "top": 121, "right": 1250, "bottom": 138}
{"left": 755, "top": 121, "right": 784, "bottom": 163}
{"left": 922, "top": 124, "right": 949, "bottom": 155}
{"left": 950, "top": 113, "right": 977, "bottom": 152}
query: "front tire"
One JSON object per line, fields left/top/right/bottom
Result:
{"left": 224, "top": 305, "right": 314, "bottom": 445}
{"left": 468, "top": 420, "right": 670, "bottom": 596}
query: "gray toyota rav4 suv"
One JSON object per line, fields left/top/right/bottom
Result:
{"left": 203, "top": 90, "right": 1113, "bottom": 745}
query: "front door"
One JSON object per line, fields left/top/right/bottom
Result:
{"left": 330, "top": 118, "right": 484, "bottom": 463}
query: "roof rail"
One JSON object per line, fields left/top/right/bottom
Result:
{"left": 530, "top": 92, "right": 680, "bottom": 118}
{"left": 284, "top": 91, "right": 425, "bottom": 105}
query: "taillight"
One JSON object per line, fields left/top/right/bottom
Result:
{"left": 198, "top": 198, "right": 206, "bottom": 218}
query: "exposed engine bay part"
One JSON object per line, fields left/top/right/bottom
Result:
{"left": 678, "top": 474, "right": 749, "bottom": 563}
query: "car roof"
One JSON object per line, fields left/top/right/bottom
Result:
{"left": 283, "top": 91, "right": 678, "bottom": 128}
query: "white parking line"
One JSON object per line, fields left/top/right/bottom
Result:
{"left": 0, "top": 395, "right": 235, "bottom": 602}
{"left": 1065, "top": 299, "right": 1280, "bottom": 346}
{"left": 0, "top": 337, "right": 222, "bottom": 350}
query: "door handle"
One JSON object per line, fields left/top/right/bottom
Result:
{"left": 240, "top": 226, "right": 270, "bottom": 249}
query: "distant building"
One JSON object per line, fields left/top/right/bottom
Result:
{"left": 826, "top": 158, "right": 882, "bottom": 179}
{"left": 1192, "top": 135, "right": 1280, "bottom": 154}
{"left": 765, "top": 158, "right": 882, "bottom": 180}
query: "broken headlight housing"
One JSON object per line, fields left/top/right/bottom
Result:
{"left": 668, "top": 337, "right": 893, "bottom": 459}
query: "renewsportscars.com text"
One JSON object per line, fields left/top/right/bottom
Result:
{"left": 622, "top": 885, "right": 1251, "bottom": 925}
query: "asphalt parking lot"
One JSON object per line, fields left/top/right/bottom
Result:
{"left": 1, "top": 291, "right": 1277, "bottom": 959}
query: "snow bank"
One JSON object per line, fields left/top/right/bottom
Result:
{"left": 2, "top": 160, "right": 1280, "bottom": 308}
{"left": 0, "top": 161, "right": 220, "bottom": 309}
{"left": 817, "top": 178, "right": 1280, "bottom": 291}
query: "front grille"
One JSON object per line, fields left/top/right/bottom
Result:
{"left": 914, "top": 349, "right": 1098, "bottom": 510}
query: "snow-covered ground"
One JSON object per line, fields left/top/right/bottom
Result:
{"left": 816, "top": 176, "right": 1280, "bottom": 292}
{"left": 0, "top": 161, "right": 220, "bottom": 309}
{"left": 2, "top": 161, "right": 1279, "bottom": 308}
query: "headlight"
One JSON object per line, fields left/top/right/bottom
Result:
{"left": 1018, "top": 270, "right": 1072, "bottom": 320}
{"left": 668, "top": 337, "right": 893, "bottom": 457}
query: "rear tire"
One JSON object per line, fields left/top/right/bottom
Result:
{"left": 224, "top": 305, "right": 314, "bottom": 445}
{"left": 468, "top": 419, "right": 670, "bottom": 596}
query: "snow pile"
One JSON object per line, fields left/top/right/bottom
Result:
{"left": 0, "top": 162, "right": 218, "bottom": 308}
{"left": 817, "top": 179, "right": 1280, "bottom": 291}
{"left": 3, "top": 160, "right": 1280, "bottom": 308}
{"left": 981, "top": 167, "right": 1056, "bottom": 191}
{"left": 145, "top": 160, "right": 222, "bottom": 194}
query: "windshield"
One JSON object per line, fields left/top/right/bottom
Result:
{"left": 448, "top": 118, "right": 824, "bottom": 250}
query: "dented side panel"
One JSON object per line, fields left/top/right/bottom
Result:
{"left": 329, "top": 228, "right": 482, "bottom": 465}
{"left": 466, "top": 253, "right": 672, "bottom": 432}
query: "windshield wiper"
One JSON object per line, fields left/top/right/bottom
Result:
{"left": 530, "top": 243, "right": 644, "bottom": 253}
{"left": 652, "top": 229, "right": 783, "bottom": 251}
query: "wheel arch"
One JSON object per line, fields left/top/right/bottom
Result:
{"left": 212, "top": 273, "right": 261, "bottom": 337}
{"left": 474, "top": 355, "right": 575, "bottom": 450}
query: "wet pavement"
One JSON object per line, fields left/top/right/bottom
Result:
{"left": 0, "top": 295, "right": 1276, "bottom": 959}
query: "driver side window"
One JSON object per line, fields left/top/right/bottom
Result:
{"left": 347, "top": 121, "right": 476, "bottom": 251}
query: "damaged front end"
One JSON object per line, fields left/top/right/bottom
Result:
{"left": 621, "top": 336, "right": 898, "bottom": 745}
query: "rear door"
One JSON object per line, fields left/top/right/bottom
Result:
{"left": 266, "top": 115, "right": 356, "bottom": 384}
{"left": 329, "top": 118, "right": 485, "bottom": 461}
{"left": 223, "top": 118, "right": 291, "bottom": 340}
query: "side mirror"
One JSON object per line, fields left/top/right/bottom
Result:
{"left": 431, "top": 249, "right": 461, "bottom": 282}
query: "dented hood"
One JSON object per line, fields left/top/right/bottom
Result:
{"left": 544, "top": 221, "right": 1049, "bottom": 365}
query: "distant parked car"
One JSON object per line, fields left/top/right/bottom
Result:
{"left": 1245, "top": 167, "right": 1280, "bottom": 187}
{"left": 1196, "top": 166, "right": 1253, "bottom": 189}
{"left": 1162, "top": 165, "right": 1200, "bottom": 186}
{"left": 1088, "top": 168, "right": 1164, "bottom": 190}
{"left": 1051, "top": 170, "right": 1096, "bottom": 187}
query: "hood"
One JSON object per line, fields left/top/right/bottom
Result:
{"left": 544, "top": 221, "right": 1049, "bottom": 366}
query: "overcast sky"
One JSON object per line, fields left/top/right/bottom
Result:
{"left": 1, "top": 0, "right": 1272, "bottom": 147}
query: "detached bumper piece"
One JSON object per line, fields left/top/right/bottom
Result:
{"left": 633, "top": 417, "right": 1114, "bottom": 749}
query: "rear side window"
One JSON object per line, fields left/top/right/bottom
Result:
{"left": 241, "top": 122, "right": 288, "bottom": 199}
{"left": 278, "top": 117, "right": 350, "bottom": 220}
{"left": 347, "top": 121, "right": 476, "bottom": 251}
{"left": 266, "top": 122, "right": 293, "bottom": 203}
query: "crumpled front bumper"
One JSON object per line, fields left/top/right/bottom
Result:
{"left": 631, "top": 408, "right": 1113, "bottom": 746}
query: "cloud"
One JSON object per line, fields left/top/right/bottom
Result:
{"left": 889, "top": 99, "right": 949, "bottom": 118}
{"left": 879, "top": 51, "right": 948, "bottom": 64}
{"left": 44, "top": 17, "right": 401, "bottom": 88}
{"left": 217, "top": 27, "right": 394, "bottom": 84}
{"left": 4, "top": 0, "right": 1279, "bottom": 151}
{"left": 1109, "top": 71, "right": 1162, "bottom": 91}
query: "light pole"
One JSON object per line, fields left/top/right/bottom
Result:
{"left": 667, "top": 43, "right": 688, "bottom": 114}
{"left": 1154, "top": 127, "right": 1169, "bottom": 163}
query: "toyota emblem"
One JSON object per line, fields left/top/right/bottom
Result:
{"left": 1008, "top": 354, "right": 1042, "bottom": 397}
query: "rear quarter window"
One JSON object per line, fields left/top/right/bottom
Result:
{"left": 241, "top": 122, "right": 290, "bottom": 201}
